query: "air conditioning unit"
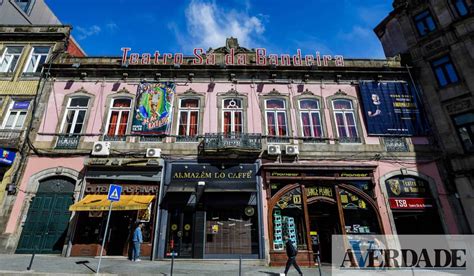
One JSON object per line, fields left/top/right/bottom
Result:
{"left": 285, "top": 145, "right": 299, "bottom": 155}
{"left": 267, "top": 144, "right": 281, "bottom": 155}
{"left": 91, "top": 142, "right": 110, "bottom": 156}
{"left": 146, "top": 148, "right": 161, "bottom": 158}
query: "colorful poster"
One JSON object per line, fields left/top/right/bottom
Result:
{"left": 131, "top": 82, "right": 175, "bottom": 134}
{"left": 359, "top": 81, "right": 427, "bottom": 136}
{"left": 0, "top": 149, "right": 15, "bottom": 165}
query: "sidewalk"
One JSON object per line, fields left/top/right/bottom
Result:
{"left": 0, "top": 254, "right": 330, "bottom": 275}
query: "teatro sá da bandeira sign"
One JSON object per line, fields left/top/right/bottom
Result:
{"left": 121, "top": 47, "right": 345, "bottom": 67}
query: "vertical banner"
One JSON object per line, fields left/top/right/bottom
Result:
{"left": 359, "top": 81, "right": 427, "bottom": 136}
{"left": 131, "top": 82, "right": 175, "bottom": 134}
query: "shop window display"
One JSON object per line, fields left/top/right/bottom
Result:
{"left": 272, "top": 187, "right": 307, "bottom": 251}
{"left": 339, "top": 189, "right": 380, "bottom": 234}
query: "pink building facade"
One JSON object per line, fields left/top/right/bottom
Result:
{"left": 2, "top": 40, "right": 463, "bottom": 265}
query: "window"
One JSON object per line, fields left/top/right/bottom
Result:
{"left": 222, "top": 98, "right": 243, "bottom": 134}
{"left": 177, "top": 98, "right": 199, "bottom": 138}
{"left": 332, "top": 99, "right": 360, "bottom": 143}
{"left": 105, "top": 98, "right": 131, "bottom": 138}
{"left": 299, "top": 99, "right": 323, "bottom": 139}
{"left": 414, "top": 10, "right": 437, "bottom": 36}
{"left": 2, "top": 100, "right": 30, "bottom": 129}
{"left": 14, "top": 0, "right": 35, "bottom": 14}
{"left": 453, "top": 0, "right": 469, "bottom": 17}
{"left": 60, "top": 97, "right": 89, "bottom": 135}
{"left": 0, "top": 46, "right": 23, "bottom": 73}
{"left": 24, "top": 46, "right": 50, "bottom": 73}
{"left": 453, "top": 113, "right": 474, "bottom": 152}
{"left": 431, "top": 55, "right": 459, "bottom": 87}
{"left": 265, "top": 99, "right": 288, "bottom": 137}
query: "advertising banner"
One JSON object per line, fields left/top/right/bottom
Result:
{"left": 359, "top": 81, "right": 427, "bottom": 136}
{"left": 131, "top": 82, "right": 175, "bottom": 134}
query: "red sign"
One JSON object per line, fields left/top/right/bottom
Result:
{"left": 389, "top": 198, "right": 433, "bottom": 209}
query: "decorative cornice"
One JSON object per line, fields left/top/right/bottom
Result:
{"left": 266, "top": 88, "right": 283, "bottom": 96}
{"left": 300, "top": 88, "right": 314, "bottom": 96}
{"left": 335, "top": 89, "right": 347, "bottom": 96}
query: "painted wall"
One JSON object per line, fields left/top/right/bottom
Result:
{"left": 4, "top": 156, "right": 84, "bottom": 233}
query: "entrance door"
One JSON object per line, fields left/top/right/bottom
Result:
{"left": 165, "top": 209, "right": 194, "bottom": 258}
{"left": 308, "top": 200, "right": 341, "bottom": 263}
{"left": 105, "top": 211, "right": 135, "bottom": 256}
{"left": 16, "top": 177, "right": 75, "bottom": 254}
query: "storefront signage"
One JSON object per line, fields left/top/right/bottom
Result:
{"left": 170, "top": 164, "right": 256, "bottom": 183}
{"left": 85, "top": 184, "right": 158, "bottom": 194}
{"left": 339, "top": 172, "right": 370, "bottom": 177}
{"left": 389, "top": 198, "right": 433, "bottom": 209}
{"left": 131, "top": 82, "right": 175, "bottom": 134}
{"left": 306, "top": 186, "right": 333, "bottom": 198}
{"left": 270, "top": 172, "right": 300, "bottom": 177}
{"left": 386, "top": 177, "right": 430, "bottom": 198}
{"left": 121, "top": 47, "right": 345, "bottom": 67}
{"left": 0, "top": 149, "right": 15, "bottom": 165}
{"left": 359, "top": 81, "right": 427, "bottom": 136}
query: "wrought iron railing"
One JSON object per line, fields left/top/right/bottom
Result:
{"left": 103, "top": 135, "right": 126, "bottom": 142}
{"left": 338, "top": 136, "right": 362, "bottom": 144}
{"left": 176, "top": 136, "right": 199, "bottom": 142}
{"left": 0, "top": 129, "right": 22, "bottom": 147}
{"left": 202, "top": 132, "right": 262, "bottom": 151}
{"left": 55, "top": 135, "right": 80, "bottom": 149}
{"left": 384, "top": 137, "right": 409, "bottom": 152}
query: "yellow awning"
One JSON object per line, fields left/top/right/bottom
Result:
{"left": 69, "top": 195, "right": 154, "bottom": 211}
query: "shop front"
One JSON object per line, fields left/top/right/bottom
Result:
{"left": 385, "top": 175, "right": 444, "bottom": 234}
{"left": 68, "top": 163, "right": 162, "bottom": 257}
{"left": 157, "top": 161, "right": 264, "bottom": 259}
{"left": 263, "top": 164, "right": 385, "bottom": 266}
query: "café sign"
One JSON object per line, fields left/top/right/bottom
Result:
{"left": 121, "top": 47, "right": 345, "bottom": 67}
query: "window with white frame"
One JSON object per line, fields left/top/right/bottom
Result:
{"left": 223, "top": 98, "right": 243, "bottom": 134}
{"left": 332, "top": 99, "right": 360, "bottom": 143}
{"left": 299, "top": 99, "right": 323, "bottom": 138}
{"left": 0, "top": 46, "right": 23, "bottom": 73}
{"left": 105, "top": 98, "right": 131, "bottom": 137}
{"left": 265, "top": 99, "right": 288, "bottom": 136}
{"left": 2, "top": 100, "right": 30, "bottom": 130}
{"left": 24, "top": 46, "right": 50, "bottom": 73}
{"left": 177, "top": 98, "right": 199, "bottom": 138}
{"left": 60, "top": 97, "right": 89, "bottom": 135}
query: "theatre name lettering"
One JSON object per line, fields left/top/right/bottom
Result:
{"left": 121, "top": 47, "right": 345, "bottom": 67}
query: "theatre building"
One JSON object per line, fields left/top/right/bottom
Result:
{"left": 156, "top": 161, "right": 264, "bottom": 259}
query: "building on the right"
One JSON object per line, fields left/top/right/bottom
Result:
{"left": 374, "top": 0, "right": 474, "bottom": 233}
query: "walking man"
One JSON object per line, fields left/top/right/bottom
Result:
{"left": 132, "top": 222, "right": 144, "bottom": 262}
{"left": 283, "top": 236, "right": 303, "bottom": 276}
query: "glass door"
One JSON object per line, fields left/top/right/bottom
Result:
{"left": 165, "top": 209, "right": 194, "bottom": 258}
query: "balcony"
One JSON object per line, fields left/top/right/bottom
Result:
{"left": 338, "top": 136, "right": 362, "bottom": 144}
{"left": 55, "top": 135, "right": 80, "bottom": 149}
{"left": 103, "top": 135, "right": 126, "bottom": 142}
{"left": 201, "top": 133, "right": 262, "bottom": 152}
{"left": 0, "top": 129, "right": 23, "bottom": 148}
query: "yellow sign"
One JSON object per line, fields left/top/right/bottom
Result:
{"left": 306, "top": 186, "right": 333, "bottom": 198}
{"left": 310, "top": 231, "right": 318, "bottom": 236}
{"left": 212, "top": 224, "right": 219, "bottom": 233}
{"left": 184, "top": 224, "right": 191, "bottom": 231}
{"left": 171, "top": 224, "right": 178, "bottom": 231}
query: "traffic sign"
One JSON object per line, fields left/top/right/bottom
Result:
{"left": 107, "top": 184, "right": 122, "bottom": 202}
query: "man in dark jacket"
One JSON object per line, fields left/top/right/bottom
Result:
{"left": 284, "top": 236, "right": 303, "bottom": 275}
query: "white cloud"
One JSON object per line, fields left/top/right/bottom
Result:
{"left": 338, "top": 25, "right": 372, "bottom": 41}
{"left": 76, "top": 25, "right": 101, "bottom": 40}
{"left": 106, "top": 22, "right": 119, "bottom": 32}
{"left": 179, "top": 0, "right": 265, "bottom": 51}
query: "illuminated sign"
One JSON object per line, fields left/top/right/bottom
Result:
{"left": 121, "top": 47, "right": 345, "bottom": 67}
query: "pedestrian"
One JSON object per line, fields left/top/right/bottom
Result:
{"left": 132, "top": 222, "right": 144, "bottom": 262}
{"left": 283, "top": 235, "right": 303, "bottom": 276}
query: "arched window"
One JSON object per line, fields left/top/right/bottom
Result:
{"left": 104, "top": 98, "right": 132, "bottom": 139}
{"left": 265, "top": 99, "right": 288, "bottom": 137}
{"left": 60, "top": 97, "right": 90, "bottom": 135}
{"left": 222, "top": 98, "right": 243, "bottom": 134}
{"left": 332, "top": 99, "right": 360, "bottom": 143}
{"left": 299, "top": 99, "right": 322, "bottom": 138}
{"left": 177, "top": 98, "right": 200, "bottom": 139}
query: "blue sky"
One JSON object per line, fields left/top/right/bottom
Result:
{"left": 46, "top": 0, "right": 392, "bottom": 58}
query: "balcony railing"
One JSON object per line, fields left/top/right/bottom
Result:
{"left": 0, "top": 129, "right": 23, "bottom": 148}
{"left": 202, "top": 133, "right": 262, "bottom": 151}
{"left": 103, "top": 135, "right": 126, "bottom": 142}
{"left": 55, "top": 135, "right": 80, "bottom": 149}
{"left": 384, "top": 137, "right": 409, "bottom": 152}
{"left": 176, "top": 136, "right": 199, "bottom": 143}
{"left": 338, "top": 136, "right": 362, "bottom": 144}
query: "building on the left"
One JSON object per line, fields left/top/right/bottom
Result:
{"left": 0, "top": 0, "right": 85, "bottom": 253}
